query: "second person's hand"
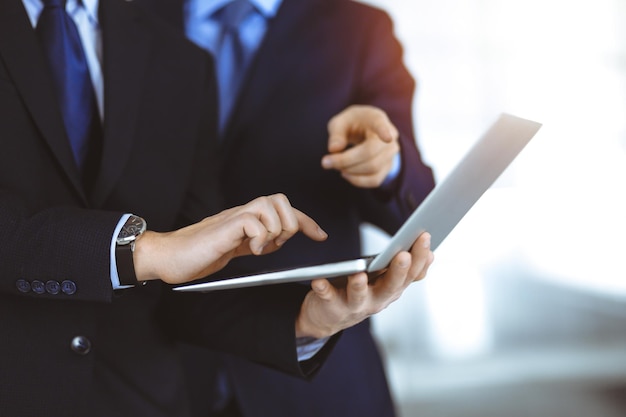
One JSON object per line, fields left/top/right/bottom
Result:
{"left": 321, "top": 105, "right": 400, "bottom": 188}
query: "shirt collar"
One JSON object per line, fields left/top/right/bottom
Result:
{"left": 21, "top": 0, "right": 99, "bottom": 26}
{"left": 193, "top": 0, "right": 283, "bottom": 20}
{"left": 79, "top": 0, "right": 99, "bottom": 24}
{"left": 252, "top": 0, "right": 282, "bottom": 17}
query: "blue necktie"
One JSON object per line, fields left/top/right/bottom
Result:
{"left": 37, "top": 0, "right": 102, "bottom": 189}
{"left": 213, "top": 0, "right": 256, "bottom": 132}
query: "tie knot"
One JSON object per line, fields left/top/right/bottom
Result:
{"left": 213, "top": 0, "right": 255, "bottom": 32}
{"left": 42, "top": 0, "right": 67, "bottom": 8}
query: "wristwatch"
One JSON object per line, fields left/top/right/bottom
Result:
{"left": 115, "top": 215, "right": 147, "bottom": 286}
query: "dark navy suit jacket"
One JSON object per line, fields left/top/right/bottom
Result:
{"left": 149, "top": 0, "right": 436, "bottom": 416}
{"left": 0, "top": 1, "right": 335, "bottom": 416}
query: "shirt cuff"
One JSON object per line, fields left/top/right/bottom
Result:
{"left": 110, "top": 213, "right": 133, "bottom": 290}
{"left": 296, "top": 336, "right": 330, "bottom": 361}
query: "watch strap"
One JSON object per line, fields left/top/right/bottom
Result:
{"left": 116, "top": 242, "right": 138, "bottom": 286}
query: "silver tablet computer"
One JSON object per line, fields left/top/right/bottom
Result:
{"left": 174, "top": 113, "right": 541, "bottom": 292}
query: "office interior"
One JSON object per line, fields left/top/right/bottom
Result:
{"left": 360, "top": 0, "right": 626, "bottom": 415}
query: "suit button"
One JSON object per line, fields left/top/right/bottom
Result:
{"left": 70, "top": 336, "right": 91, "bottom": 355}
{"left": 46, "top": 280, "right": 61, "bottom": 295}
{"left": 16, "top": 279, "right": 31, "bottom": 293}
{"left": 61, "top": 280, "right": 77, "bottom": 295}
{"left": 31, "top": 280, "right": 45, "bottom": 294}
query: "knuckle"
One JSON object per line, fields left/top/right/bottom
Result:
{"left": 282, "top": 223, "right": 299, "bottom": 235}
{"left": 240, "top": 212, "right": 255, "bottom": 221}
{"left": 271, "top": 193, "right": 290, "bottom": 205}
{"left": 250, "top": 196, "right": 269, "bottom": 210}
{"left": 240, "top": 212, "right": 260, "bottom": 228}
{"left": 372, "top": 109, "right": 387, "bottom": 123}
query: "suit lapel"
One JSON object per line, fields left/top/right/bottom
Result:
{"left": 91, "top": 0, "right": 153, "bottom": 207}
{"left": 220, "top": 0, "right": 320, "bottom": 155}
{"left": 0, "top": 0, "right": 88, "bottom": 204}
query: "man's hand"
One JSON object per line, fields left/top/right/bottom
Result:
{"left": 296, "top": 232, "right": 434, "bottom": 339}
{"left": 133, "top": 194, "right": 328, "bottom": 284}
{"left": 321, "top": 105, "right": 400, "bottom": 188}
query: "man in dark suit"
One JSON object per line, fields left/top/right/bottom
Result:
{"left": 0, "top": 1, "right": 435, "bottom": 416}
{"left": 149, "top": 0, "right": 436, "bottom": 416}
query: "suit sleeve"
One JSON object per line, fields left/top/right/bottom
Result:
{"left": 0, "top": 190, "right": 124, "bottom": 302}
{"left": 353, "top": 9, "right": 436, "bottom": 235}
{"left": 163, "top": 283, "right": 339, "bottom": 379}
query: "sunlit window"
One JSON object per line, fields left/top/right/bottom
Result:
{"left": 362, "top": 0, "right": 626, "bottom": 407}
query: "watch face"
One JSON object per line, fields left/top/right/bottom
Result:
{"left": 117, "top": 216, "right": 146, "bottom": 245}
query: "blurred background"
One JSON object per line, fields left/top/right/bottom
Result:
{"left": 358, "top": 0, "right": 626, "bottom": 415}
